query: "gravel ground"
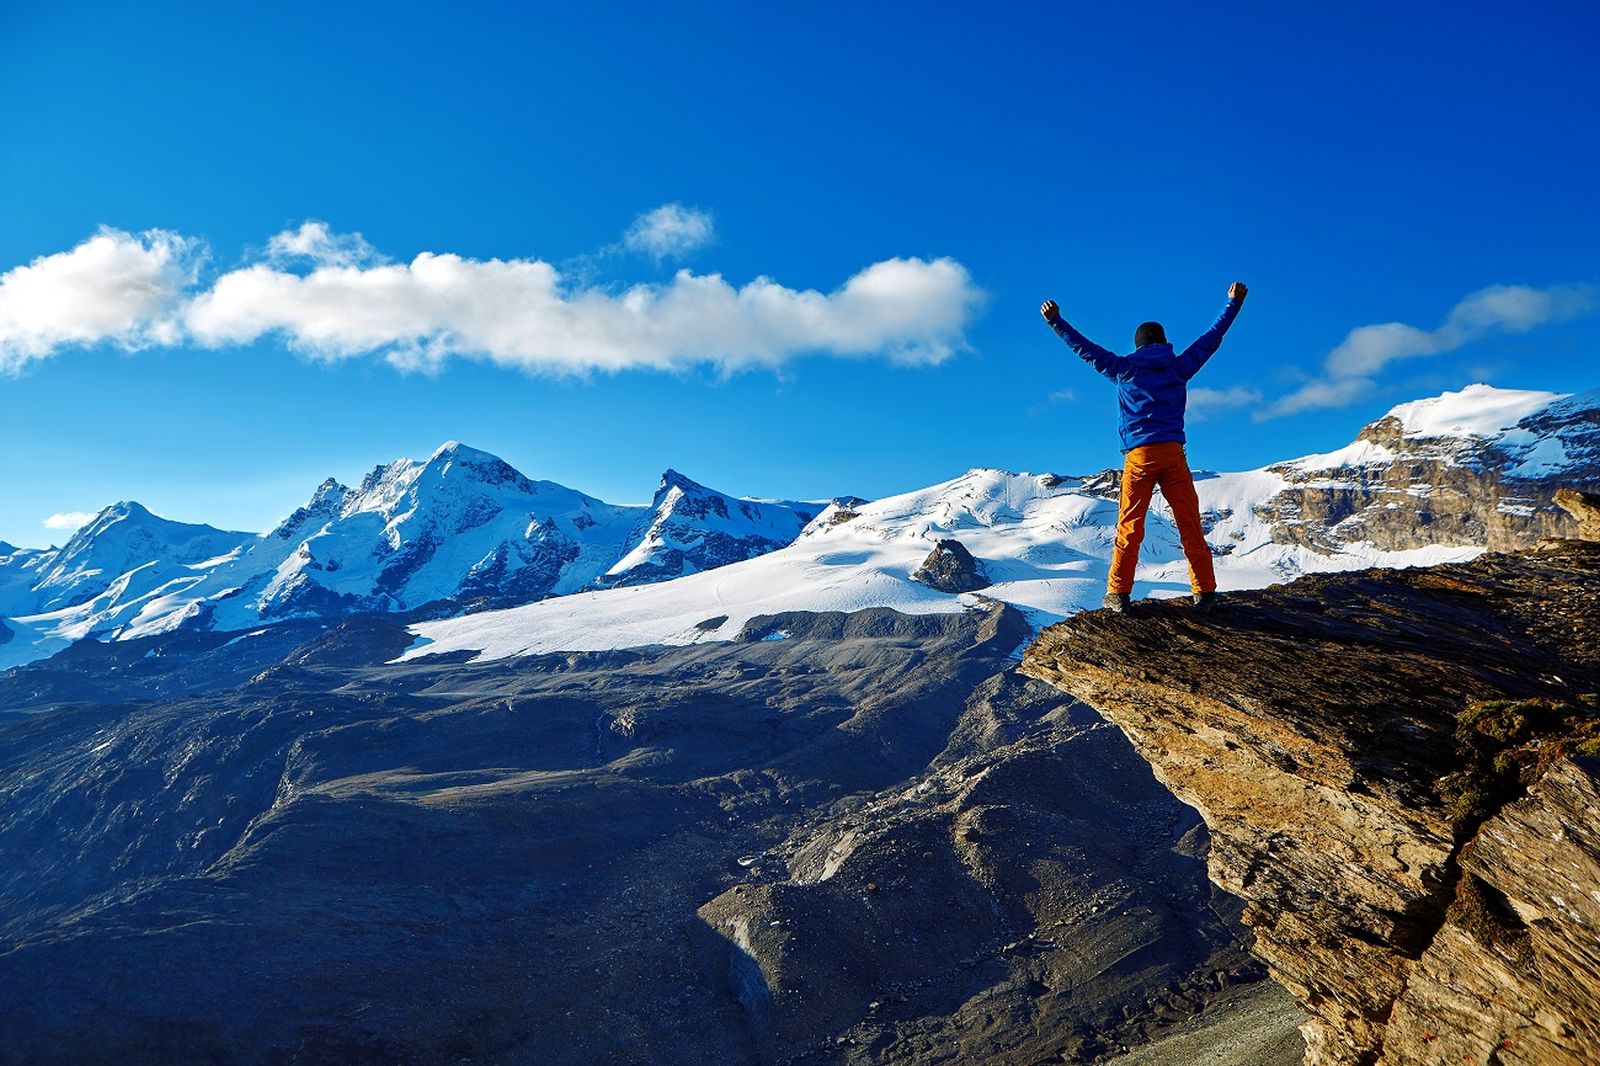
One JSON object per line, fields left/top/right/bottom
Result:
{"left": 1106, "top": 980, "right": 1306, "bottom": 1066}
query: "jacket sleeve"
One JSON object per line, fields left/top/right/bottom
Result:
{"left": 1045, "top": 314, "right": 1130, "bottom": 380}
{"left": 1174, "top": 297, "right": 1243, "bottom": 380}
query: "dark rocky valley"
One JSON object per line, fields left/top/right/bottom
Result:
{"left": 0, "top": 603, "right": 1296, "bottom": 1064}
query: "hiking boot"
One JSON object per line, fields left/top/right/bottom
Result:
{"left": 1192, "top": 591, "right": 1218, "bottom": 613}
{"left": 1102, "top": 592, "right": 1130, "bottom": 613}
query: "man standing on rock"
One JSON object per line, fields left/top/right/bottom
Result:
{"left": 1040, "top": 282, "right": 1247, "bottom": 613}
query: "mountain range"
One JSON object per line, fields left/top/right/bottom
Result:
{"left": 0, "top": 447, "right": 825, "bottom": 667}
{"left": 2, "top": 383, "right": 1595, "bottom": 670}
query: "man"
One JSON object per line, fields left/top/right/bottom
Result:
{"left": 1040, "top": 282, "right": 1247, "bottom": 613}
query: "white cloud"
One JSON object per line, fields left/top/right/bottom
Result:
{"left": 1187, "top": 385, "right": 1262, "bottom": 419}
{"left": 266, "top": 220, "right": 383, "bottom": 269}
{"left": 0, "top": 220, "right": 984, "bottom": 376}
{"left": 43, "top": 511, "right": 98, "bottom": 532}
{"left": 0, "top": 227, "right": 203, "bottom": 373}
{"left": 187, "top": 251, "right": 980, "bottom": 373}
{"left": 1260, "top": 283, "right": 1596, "bottom": 419}
{"left": 623, "top": 204, "right": 714, "bottom": 260}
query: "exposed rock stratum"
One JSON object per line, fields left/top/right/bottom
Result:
{"left": 1022, "top": 539, "right": 1600, "bottom": 1065}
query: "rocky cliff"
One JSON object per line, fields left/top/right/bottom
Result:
{"left": 1022, "top": 538, "right": 1600, "bottom": 1065}
{"left": 1256, "top": 385, "right": 1599, "bottom": 554}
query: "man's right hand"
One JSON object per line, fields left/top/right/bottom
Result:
{"left": 1228, "top": 281, "right": 1248, "bottom": 301}
{"left": 1040, "top": 299, "right": 1060, "bottom": 322}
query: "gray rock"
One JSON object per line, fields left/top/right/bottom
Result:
{"left": 911, "top": 538, "right": 990, "bottom": 593}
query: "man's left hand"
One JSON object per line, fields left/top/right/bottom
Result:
{"left": 1040, "top": 299, "right": 1060, "bottom": 321}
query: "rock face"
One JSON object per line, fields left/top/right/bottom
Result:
{"left": 1257, "top": 385, "right": 1599, "bottom": 554}
{"left": 910, "top": 538, "right": 990, "bottom": 593}
{"left": 1021, "top": 539, "right": 1600, "bottom": 1065}
{"left": 1556, "top": 486, "right": 1600, "bottom": 541}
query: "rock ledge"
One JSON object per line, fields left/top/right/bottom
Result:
{"left": 1022, "top": 540, "right": 1600, "bottom": 1065}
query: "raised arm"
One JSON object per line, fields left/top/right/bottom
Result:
{"left": 1173, "top": 282, "right": 1247, "bottom": 380}
{"left": 1040, "top": 299, "right": 1131, "bottom": 380}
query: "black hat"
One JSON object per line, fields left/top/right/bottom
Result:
{"left": 1134, "top": 322, "right": 1167, "bottom": 348}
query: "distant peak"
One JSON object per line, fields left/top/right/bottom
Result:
{"left": 307, "top": 477, "right": 351, "bottom": 509}
{"left": 1381, "top": 384, "right": 1566, "bottom": 440}
{"left": 427, "top": 440, "right": 501, "bottom": 464}
{"left": 90, "top": 501, "right": 153, "bottom": 527}
{"left": 658, "top": 468, "right": 712, "bottom": 496}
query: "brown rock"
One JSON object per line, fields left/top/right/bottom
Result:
{"left": 1555, "top": 486, "right": 1600, "bottom": 542}
{"left": 1021, "top": 541, "right": 1600, "bottom": 1065}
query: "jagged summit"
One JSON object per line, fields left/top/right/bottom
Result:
{"left": 0, "top": 445, "right": 834, "bottom": 666}
{"left": 655, "top": 467, "right": 707, "bottom": 497}
{"left": 601, "top": 469, "right": 823, "bottom": 588}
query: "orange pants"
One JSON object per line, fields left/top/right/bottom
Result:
{"left": 1108, "top": 442, "right": 1216, "bottom": 595}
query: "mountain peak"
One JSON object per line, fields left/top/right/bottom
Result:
{"left": 1380, "top": 383, "right": 1566, "bottom": 440}
{"left": 311, "top": 477, "right": 347, "bottom": 502}
{"left": 102, "top": 500, "right": 152, "bottom": 521}
{"left": 427, "top": 440, "right": 503, "bottom": 465}
{"left": 656, "top": 468, "right": 711, "bottom": 499}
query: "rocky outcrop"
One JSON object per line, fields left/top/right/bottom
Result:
{"left": 1022, "top": 540, "right": 1600, "bottom": 1065}
{"left": 911, "top": 538, "right": 990, "bottom": 593}
{"left": 1256, "top": 397, "right": 1600, "bottom": 554}
{"left": 1556, "top": 486, "right": 1600, "bottom": 541}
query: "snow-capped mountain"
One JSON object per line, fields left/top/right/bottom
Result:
{"left": 1260, "top": 384, "right": 1599, "bottom": 552}
{"left": 29, "top": 502, "right": 251, "bottom": 613}
{"left": 203, "top": 442, "right": 645, "bottom": 627}
{"left": 0, "top": 444, "right": 831, "bottom": 668}
{"left": 599, "top": 469, "right": 824, "bottom": 587}
{"left": 2, "top": 384, "right": 1595, "bottom": 671}
{"left": 401, "top": 384, "right": 1599, "bottom": 662}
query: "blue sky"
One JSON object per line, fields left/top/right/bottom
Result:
{"left": 2, "top": 1, "right": 1597, "bottom": 546}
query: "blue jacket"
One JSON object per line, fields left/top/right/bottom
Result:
{"left": 1046, "top": 297, "right": 1243, "bottom": 451}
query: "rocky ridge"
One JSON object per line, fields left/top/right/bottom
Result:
{"left": 1022, "top": 538, "right": 1600, "bottom": 1064}
{"left": 1257, "top": 384, "right": 1598, "bottom": 554}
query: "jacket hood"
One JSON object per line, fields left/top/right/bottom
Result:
{"left": 1130, "top": 342, "right": 1175, "bottom": 363}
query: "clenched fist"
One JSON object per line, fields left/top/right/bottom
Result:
{"left": 1228, "top": 281, "right": 1248, "bottom": 301}
{"left": 1040, "top": 299, "right": 1060, "bottom": 322}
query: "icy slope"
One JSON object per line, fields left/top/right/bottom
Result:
{"left": 400, "top": 463, "right": 1480, "bottom": 663}
{"left": 401, "top": 384, "right": 1598, "bottom": 663}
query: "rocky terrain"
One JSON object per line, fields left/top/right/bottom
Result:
{"left": 5, "top": 383, "right": 1599, "bottom": 1063}
{"left": 1023, "top": 535, "right": 1600, "bottom": 1064}
{"left": 1257, "top": 384, "right": 1598, "bottom": 554}
{"left": 0, "top": 601, "right": 1299, "bottom": 1065}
